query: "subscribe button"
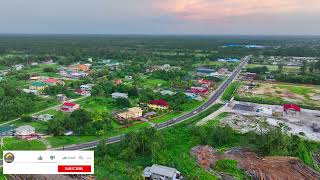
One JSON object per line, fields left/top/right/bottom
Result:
{"left": 58, "top": 165, "right": 91, "bottom": 173}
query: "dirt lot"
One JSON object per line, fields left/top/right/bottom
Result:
{"left": 223, "top": 101, "right": 320, "bottom": 141}
{"left": 191, "top": 145, "right": 320, "bottom": 180}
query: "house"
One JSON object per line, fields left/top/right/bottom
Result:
{"left": 111, "top": 92, "right": 128, "bottom": 99}
{"left": 116, "top": 107, "right": 143, "bottom": 120}
{"left": 144, "top": 111, "right": 157, "bottom": 119}
{"left": 217, "top": 68, "right": 231, "bottom": 76}
{"left": 13, "top": 64, "right": 24, "bottom": 71}
{"left": 148, "top": 99, "right": 169, "bottom": 110}
{"left": 22, "top": 88, "right": 38, "bottom": 95}
{"left": 57, "top": 94, "right": 68, "bottom": 102}
{"left": 80, "top": 84, "right": 94, "bottom": 91}
{"left": 198, "top": 79, "right": 214, "bottom": 88}
{"left": 34, "top": 114, "right": 54, "bottom": 121}
{"left": 189, "top": 87, "right": 208, "bottom": 95}
{"left": 243, "top": 72, "right": 258, "bottom": 80}
{"left": 143, "top": 164, "right": 183, "bottom": 180}
{"left": 0, "top": 126, "right": 15, "bottom": 137}
{"left": 114, "top": 79, "right": 123, "bottom": 85}
{"left": 15, "top": 125, "right": 38, "bottom": 140}
{"left": 43, "top": 78, "right": 64, "bottom": 86}
{"left": 160, "top": 90, "right": 176, "bottom": 96}
{"left": 30, "top": 82, "right": 48, "bottom": 91}
{"left": 217, "top": 58, "right": 240, "bottom": 63}
{"left": 75, "top": 64, "right": 91, "bottom": 72}
{"left": 196, "top": 68, "right": 215, "bottom": 77}
{"left": 125, "top": 76, "right": 133, "bottom": 80}
{"left": 75, "top": 89, "right": 91, "bottom": 96}
{"left": 61, "top": 102, "right": 80, "bottom": 112}
{"left": 185, "top": 92, "right": 203, "bottom": 101}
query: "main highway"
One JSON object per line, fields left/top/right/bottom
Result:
{"left": 56, "top": 55, "right": 251, "bottom": 151}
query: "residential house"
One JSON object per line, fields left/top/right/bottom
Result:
{"left": 30, "top": 82, "right": 48, "bottom": 91}
{"left": 13, "top": 64, "right": 24, "bottom": 71}
{"left": 185, "top": 92, "right": 203, "bottom": 101}
{"left": 148, "top": 99, "right": 169, "bottom": 110}
{"left": 43, "top": 78, "right": 64, "bottom": 86}
{"left": 125, "top": 76, "right": 133, "bottom": 80}
{"left": 22, "top": 88, "right": 38, "bottom": 95}
{"left": 217, "top": 58, "right": 240, "bottom": 63}
{"left": 80, "top": 84, "right": 94, "bottom": 91}
{"left": 75, "top": 89, "right": 91, "bottom": 96}
{"left": 116, "top": 107, "right": 143, "bottom": 120}
{"left": 114, "top": 79, "right": 122, "bottom": 85}
{"left": 160, "top": 90, "right": 176, "bottom": 96}
{"left": 33, "top": 114, "right": 54, "bottom": 121}
{"left": 198, "top": 79, "right": 214, "bottom": 88}
{"left": 242, "top": 72, "right": 258, "bottom": 81}
{"left": 189, "top": 87, "right": 208, "bottom": 95}
{"left": 75, "top": 64, "right": 91, "bottom": 72}
{"left": 144, "top": 111, "right": 157, "bottom": 119}
{"left": 60, "top": 102, "right": 80, "bottom": 112}
{"left": 217, "top": 68, "right": 231, "bottom": 76}
{"left": 111, "top": 92, "right": 128, "bottom": 99}
{"left": 196, "top": 68, "right": 215, "bottom": 77}
{"left": 15, "top": 125, "right": 38, "bottom": 140}
{"left": 57, "top": 94, "right": 68, "bottom": 102}
{"left": 0, "top": 126, "right": 15, "bottom": 137}
{"left": 143, "top": 164, "right": 183, "bottom": 180}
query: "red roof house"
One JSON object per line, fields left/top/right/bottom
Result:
{"left": 148, "top": 99, "right": 169, "bottom": 110}
{"left": 198, "top": 79, "right": 214, "bottom": 88}
{"left": 114, "top": 79, "right": 123, "bottom": 85}
{"left": 61, "top": 102, "right": 80, "bottom": 112}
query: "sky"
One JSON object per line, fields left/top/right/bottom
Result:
{"left": 0, "top": 0, "right": 320, "bottom": 35}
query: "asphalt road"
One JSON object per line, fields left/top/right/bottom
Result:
{"left": 56, "top": 55, "right": 250, "bottom": 151}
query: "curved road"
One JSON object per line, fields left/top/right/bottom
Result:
{"left": 56, "top": 55, "right": 250, "bottom": 151}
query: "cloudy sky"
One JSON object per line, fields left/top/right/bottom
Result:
{"left": 1, "top": 0, "right": 320, "bottom": 35}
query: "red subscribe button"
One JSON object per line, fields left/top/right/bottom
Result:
{"left": 58, "top": 165, "right": 91, "bottom": 173}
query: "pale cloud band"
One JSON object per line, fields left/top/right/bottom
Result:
{"left": 154, "top": 0, "right": 320, "bottom": 21}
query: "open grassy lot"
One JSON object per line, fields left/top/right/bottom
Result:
{"left": 21, "top": 64, "right": 61, "bottom": 77}
{"left": 246, "top": 64, "right": 299, "bottom": 73}
{"left": 236, "top": 81, "right": 320, "bottom": 109}
{"left": 46, "top": 136, "right": 99, "bottom": 148}
{"left": 143, "top": 78, "right": 168, "bottom": 88}
{"left": 0, "top": 137, "right": 46, "bottom": 157}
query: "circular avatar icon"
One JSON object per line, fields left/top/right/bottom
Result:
{"left": 4, "top": 152, "right": 15, "bottom": 163}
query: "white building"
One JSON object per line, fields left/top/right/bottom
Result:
{"left": 160, "top": 90, "right": 176, "bottom": 96}
{"left": 111, "top": 92, "right": 128, "bottom": 99}
{"left": 15, "top": 125, "right": 37, "bottom": 140}
{"left": 80, "top": 84, "right": 94, "bottom": 91}
{"left": 143, "top": 164, "right": 183, "bottom": 180}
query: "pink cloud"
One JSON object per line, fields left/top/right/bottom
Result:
{"left": 154, "top": 0, "right": 320, "bottom": 21}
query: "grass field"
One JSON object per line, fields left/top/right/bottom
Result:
{"left": 0, "top": 137, "right": 46, "bottom": 157}
{"left": 46, "top": 136, "right": 99, "bottom": 148}
{"left": 144, "top": 78, "right": 168, "bottom": 88}
{"left": 246, "top": 64, "right": 299, "bottom": 73}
